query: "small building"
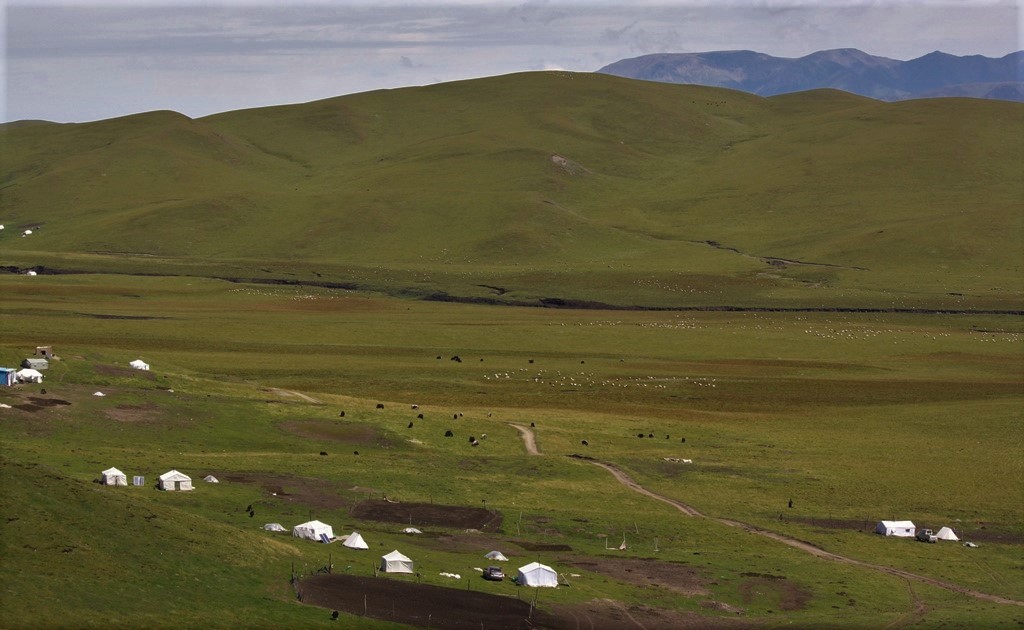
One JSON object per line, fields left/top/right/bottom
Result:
{"left": 21, "top": 358, "right": 48, "bottom": 371}
{"left": 101, "top": 467, "right": 127, "bottom": 486}
{"left": 0, "top": 368, "right": 16, "bottom": 387}
{"left": 35, "top": 346, "right": 54, "bottom": 359}
{"left": 158, "top": 470, "right": 193, "bottom": 491}
{"left": 875, "top": 520, "right": 916, "bottom": 537}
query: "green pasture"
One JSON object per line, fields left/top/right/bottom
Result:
{"left": 1, "top": 274, "right": 1021, "bottom": 628}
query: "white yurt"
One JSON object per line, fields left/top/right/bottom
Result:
{"left": 158, "top": 470, "right": 193, "bottom": 491}
{"left": 342, "top": 531, "right": 369, "bottom": 549}
{"left": 935, "top": 527, "right": 959, "bottom": 541}
{"left": 485, "top": 550, "right": 509, "bottom": 562}
{"left": 293, "top": 520, "right": 334, "bottom": 543}
{"left": 100, "top": 467, "right": 127, "bottom": 486}
{"left": 380, "top": 550, "right": 414, "bottom": 574}
{"left": 264, "top": 523, "right": 288, "bottom": 532}
{"left": 129, "top": 359, "right": 150, "bottom": 371}
{"left": 516, "top": 562, "right": 558, "bottom": 587}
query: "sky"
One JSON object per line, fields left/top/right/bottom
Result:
{"left": 3, "top": 0, "right": 1021, "bottom": 123}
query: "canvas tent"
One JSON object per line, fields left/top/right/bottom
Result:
{"left": 203, "top": 475, "right": 219, "bottom": 483}
{"left": 158, "top": 470, "right": 193, "bottom": 491}
{"left": 293, "top": 520, "right": 334, "bottom": 543}
{"left": 130, "top": 359, "right": 150, "bottom": 371}
{"left": 101, "top": 467, "right": 127, "bottom": 486}
{"left": 875, "top": 520, "right": 916, "bottom": 537}
{"left": 485, "top": 550, "right": 508, "bottom": 562}
{"left": 935, "top": 527, "right": 959, "bottom": 541}
{"left": 380, "top": 550, "right": 414, "bottom": 574}
{"left": 516, "top": 562, "right": 558, "bottom": 587}
{"left": 401, "top": 527, "right": 422, "bottom": 534}
{"left": 16, "top": 368, "right": 43, "bottom": 383}
{"left": 264, "top": 523, "right": 288, "bottom": 532}
{"left": 343, "top": 531, "right": 369, "bottom": 550}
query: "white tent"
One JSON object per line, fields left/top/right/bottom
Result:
{"left": 129, "top": 359, "right": 150, "bottom": 371}
{"left": 875, "top": 520, "right": 916, "bottom": 537}
{"left": 264, "top": 523, "right": 287, "bottom": 532}
{"left": 203, "top": 475, "right": 219, "bottom": 483}
{"left": 158, "top": 470, "right": 193, "bottom": 491}
{"left": 935, "top": 527, "right": 959, "bottom": 541}
{"left": 380, "top": 550, "right": 414, "bottom": 574}
{"left": 401, "top": 527, "right": 422, "bottom": 534}
{"left": 343, "top": 531, "right": 369, "bottom": 549}
{"left": 485, "top": 550, "right": 508, "bottom": 562}
{"left": 16, "top": 368, "right": 43, "bottom": 383}
{"left": 101, "top": 467, "right": 127, "bottom": 486}
{"left": 293, "top": 520, "right": 334, "bottom": 543}
{"left": 516, "top": 562, "right": 558, "bottom": 587}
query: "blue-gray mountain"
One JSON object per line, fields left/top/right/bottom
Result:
{"left": 598, "top": 49, "right": 1023, "bottom": 102}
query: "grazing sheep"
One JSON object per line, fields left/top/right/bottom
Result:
{"left": 411, "top": 404, "right": 419, "bottom": 410}
{"left": 471, "top": 440, "right": 480, "bottom": 447}
{"left": 481, "top": 433, "right": 487, "bottom": 439}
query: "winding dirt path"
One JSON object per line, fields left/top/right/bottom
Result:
{"left": 266, "top": 387, "right": 321, "bottom": 404}
{"left": 509, "top": 423, "right": 540, "bottom": 455}
{"left": 589, "top": 459, "right": 1024, "bottom": 607}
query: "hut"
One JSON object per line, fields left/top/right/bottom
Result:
{"left": 100, "top": 467, "right": 127, "bottom": 486}
{"left": 158, "top": 470, "right": 193, "bottom": 491}
{"left": 875, "top": 520, "right": 916, "bottom": 537}
{"left": 380, "top": 550, "right": 414, "bottom": 574}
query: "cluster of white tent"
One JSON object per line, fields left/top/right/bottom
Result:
{"left": 99, "top": 467, "right": 217, "bottom": 491}
{"left": 875, "top": 520, "right": 959, "bottom": 541}
{"left": 13, "top": 368, "right": 43, "bottom": 384}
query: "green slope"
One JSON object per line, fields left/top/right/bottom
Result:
{"left": 1, "top": 72, "right": 1021, "bottom": 308}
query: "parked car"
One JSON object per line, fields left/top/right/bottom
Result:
{"left": 916, "top": 529, "right": 937, "bottom": 543}
{"left": 482, "top": 566, "right": 505, "bottom": 581}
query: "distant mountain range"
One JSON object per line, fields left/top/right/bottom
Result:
{"left": 598, "top": 49, "right": 1024, "bottom": 102}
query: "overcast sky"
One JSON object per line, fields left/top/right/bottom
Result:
{"left": 3, "top": 0, "right": 1021, "bottom": 123}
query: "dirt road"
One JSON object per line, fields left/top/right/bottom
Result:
{"left": 590, "top": 459, "right": 1024, "bottom": 607}
{"left": 266, "top": 387, "right": 321, "bottom": 403}
{"left": 509, "top": 423, "right": 540, "bottom": 455}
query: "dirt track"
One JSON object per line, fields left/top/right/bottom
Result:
{"left": 509, "top": 423, "right": 540, "bottom": 455}
{"left": 590, "top": 460, "right": 1024, "bottom": 607}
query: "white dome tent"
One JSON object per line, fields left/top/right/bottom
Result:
{"left": 129, "top": 359, "right": 150, "bottom": 371}
{"left": 100, "top": 467, "right": 127, "bottom": 486}
{"left": 484, "top": 550, "right": 508, "bottom": 562}
{"left": 293, "top": 520, "right": 334, "bottom": 543}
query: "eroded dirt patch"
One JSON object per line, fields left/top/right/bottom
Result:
{"left": 104, "top": 403, "right": 163, "bottom": 423}
{"left": 93, "top": 364, "right": 156, "bottom": 380}
{"left": 554, "top": 598, "right": 756, "bottom": 629}
{"left": 352, "top": 500, "right": 502, "bottom": 531}
{"left": 568, "top": 555, "right": 709, "bottom": 597}
{"left": 10, "top": 396, "right": 71, "bottom": 413}
{"left": 296, "top": 573, "right": 562, "bottom": 629}
{"left": 738, "top": 573, "right": 812, "bottom": 611}
{"left": 220, "top": 472, "right": 350, "bottom": 510}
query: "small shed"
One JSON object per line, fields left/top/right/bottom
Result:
{"left": 0, "top": 368, "right": 16, "bottom": 387}
{"left": 158, "top": 470, "right": 193, "bottom": 491}
{"left": 21, "top": 358, "right": 48, "bottom": 371}
{"left": 380, "top": 550, "right": 414, "bottom": 574}
{"left": 101, "top": 467, "right": 127, "bottom": 486}
{"left": 35, "top": 346, "right": 54, "bottom": 359}
{"left": 875, "top": 520, "right": 916, "bottom": 537}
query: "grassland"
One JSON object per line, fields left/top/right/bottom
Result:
{"left": 0, "top": 72, "right": 1021, "bottom": 627}
{"left": 1, "top": 273, "right": 1021, "bottom": 628}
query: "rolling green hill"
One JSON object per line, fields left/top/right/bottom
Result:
{"left": 1, "top": 72, "right": 1021, "bottom": 309}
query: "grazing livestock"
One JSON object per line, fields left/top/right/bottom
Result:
{"left": 451, "top": 355, "right": 462, "bottom": 362}
{"left": 468, "top": 436, "right": 475, "bottom": 443}
{"left": 530, "top": 422, "right": 535, "bottom": 427}
{"left": 331, "top": 610, "right": 339, "bottom": 620}
{"left": 453, "top": 413, "right": 459, "bottom": 419}
{"left": 444, "top": 430, "right": 454, "bottom": 437}
{"left": 637, "top": 433, "right": 644, "bottom": 438}
{"left": 320, "top": 451, "right": 328, "bottom": 456}
{"left": 581, "top": 440, "right": 589, "bottom": 446}
{"left": 681, "top": 437, "right": 686, "bottom": 443}
{"left": 471, "top": 440, "right": 480, "bottom": 447}
{"left": 339, "top": 411, "right": 346, "bottom": 417}
{"left": 407, "top": 422, "right": 414, "bottom": 428}
{"left": 648, "top": 433, "right": 654, "bottom": 438}
{"left": 353, "top": 451, "right": 359, "bottom": 456}
{"left": 411, "top": 404, "right": 419, "bottom": 410}
{"left": 417, "top": 413, "right": 424, "bottom": 419}
{"left": 376, "top": 403, "right": 385, "bottom": 409}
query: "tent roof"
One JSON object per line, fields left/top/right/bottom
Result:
{"left": 401, "top": 527, "right": 422, "bottom": 534}
{"left": 102, "top": 467, "right": 125, "bottom": 476}
{"left": 159, "top": 469, "right": 191, "bottom": 481}
{"left": 485, "top": 551, "right": 508, "bottom": 560}
{"left": 518, "top": 561, "right": 555, "bottom": 573}
{"left": 16, "top": 368, "right": 43, "bottom": 377}
{"left": 295, "top": 520, "right": 331, "bottom": 529}
{"left": 343, "top": 532, "right": 369, "bottom": 548}
{"left": 935, "top": 526, "right": 959, "bottom": 540}
{"left": 382, "top": 550, "right": 411, "bottom": 562}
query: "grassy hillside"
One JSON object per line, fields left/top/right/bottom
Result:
{"left": 2, "top": 72, "right": 1021, "bottom": 309}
